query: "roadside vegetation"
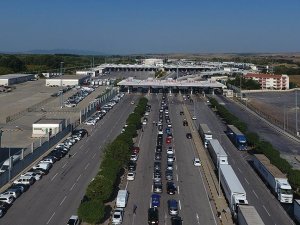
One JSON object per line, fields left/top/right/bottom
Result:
{"left": 209, "top": 97, "right": 300, "bottom": 194}
{"left": 227, "top": 75, "right": 260, "bottom": 90}
{"left": 77, "top": 97, "right": 148, "bottom": 224}
{"left": 155, "top": 70, "right": 167, "bottom": 78}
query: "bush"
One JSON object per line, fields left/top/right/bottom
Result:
{"left": 78, "top": 200, "right": 105, "bottom": 224}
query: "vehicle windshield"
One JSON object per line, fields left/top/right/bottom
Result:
{"left": 281, "top": 188, "right": 293, "bottom": 195}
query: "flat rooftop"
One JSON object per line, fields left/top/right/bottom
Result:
{"left": 34, "top": 119, "right": 65, "bottom": 124}
{"left": 46, "top": 75, "right": 90, "bottom": 80}
{"left": 0, "top": 74, "right": 35, "bottom": 79}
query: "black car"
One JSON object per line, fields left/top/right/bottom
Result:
{"left": 171, "top": 216, "right": 182, "bottom": 225}
{"left": 155, "top": 152, "right": 162, "bottom": 160}
{"left": 154, "top": 161, "right": 161, "bottom": 171}
{"left": 157, "top": 139, "right": 163, "bottom": 147}
{"left": 0, "top": 202, "right": 10, "bottom": 217}
{"left": 165, "top": 170, "right": 173, "bottom": 181}
{"left": 153, "top": 181, "right": 163, "bottom": 193}
{"left": 157, "top": 134, "right": 163, "bottom": 140}
{"left": 179, "top": 111, "right": 184, "bottom": 115}
{"left": 148, "top": 207, "right": 159, "bottom": 225}
{"left": 167, "top": 182, "right": 176, "bottom": 195}
{"left": 156, "top": 146, "right": 162, "bottom": 153}
{"left": 128, "top": 161, "right": 136, "bottom": 171}
{"left": 10, "top": 183, "right": 30, "bottom": 193}
{"left": 186, "top": 133, "right": 192, "bottom": 139}
{"left": 183, "top": 120, "right": 188, "bottom": 126}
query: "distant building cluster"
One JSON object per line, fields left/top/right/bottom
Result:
{"left": 244, "top": 73, "right": 289, "bottom": 90}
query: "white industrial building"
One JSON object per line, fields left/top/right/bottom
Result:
{"left": 0, "top": 74, "right": 36, "bottom": 86}
{"left": 76, "top": 69, "right": 99, "bottom": 77}
{"left": 32, "top": 119, "right": 66, "bottom": 137}
{"left": 142, "top": 58, "right": 164, "bottom": 66}
{"left": 45, "top": 75, "right": 90, "bottom": 87}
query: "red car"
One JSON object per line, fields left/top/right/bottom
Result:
{"left": 166, "top": 137, "right": 172, "bottom": 144}
{"left": 132, "top": 146, "right": 140, "bottom": 154}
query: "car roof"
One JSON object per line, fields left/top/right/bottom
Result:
{"left": 151, "top": 194, "right": 161, "bottom": 198}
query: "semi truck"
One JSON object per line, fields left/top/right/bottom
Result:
{"left": 253, "top": 154, "right": 293, "bottom": 204}
{"left": 294, "top": 199, "right": 300, "bottom": 224}
{"left": 207, "top": 139, "right": 228, "bottom": 167}
{"left": 220, "top": 164, "right": 249, "bottom": 218}
{"left": 227, "top": 125, "right": 247, "bottom": 151}
{"left": 237, "top": 205, "right": 265, "bottom": 225}
{"left": 199, "top": 123, "right": 213, "bottom": 148}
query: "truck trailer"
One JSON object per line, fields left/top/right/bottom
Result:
{"left": 237, "top": 205, "right": 265, "bottom": 225}
{"left": 294, "top": 199, "right": 300, "bottom": 223}
{"left": 207, "top": 139, "right": 228, "bottom": 167}
{"left": 199, "top": 123, "right": 213, "bottom": 148}
{"left": 220, "top": 164, "right": 249, "bottom": 218}
{"left": 227, "top": 125, "right": 247, "bottom": 151}
{"left": 253, "top": 154, "right": 293, "bottom": 204}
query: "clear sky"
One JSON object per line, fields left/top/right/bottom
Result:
{"left": 0, "top": 0, "right": 299, "bottom": 54}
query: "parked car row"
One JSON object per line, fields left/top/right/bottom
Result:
{"left": 149, "top": 95, "right": 182, "bottom": 225}
{"left": 0, "top": 129, "right": 87, "bottom": 218}
{"left": 84, "top": 93, "right": 125, "bottom": 126}
{"left": 64, "top": 87, "right": 95, "bottom": 108}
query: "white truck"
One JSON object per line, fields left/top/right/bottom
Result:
{"left": 0, "top": 155, "right": 21, "bottom": 173}
{"left": 220, "top": 164, "right": 249, "bottom": 218}
{"left": 116, "top": 190, "right": 128, "bottom": 208}
{"left": 294, "top": 199, "right": 300, "bottom": 223}
{"left": 199, "top": 123, "right": 213, "bottom": 148}
{"left": 253, "top": 154, "right": 293, "bottom": 204}
{"left": 237, "top": 205, "right": 265, "bottom": 225}
{"left": 207, "top": 139, "right": 228, "bottom": 167}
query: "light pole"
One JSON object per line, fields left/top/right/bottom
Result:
{"left": 60, "top": 62, "right": 64, "bottom": 108}
{"left": 296, "top": 90, "right": 299, "bottom": 136}
{"left": 218, "top": 152, "right": 221, "bottom": 197}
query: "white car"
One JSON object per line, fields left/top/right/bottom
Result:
{"left": 127, "top": 172, "right": 135, "bottom": 181}
{"left": 22, "top": 172, "right": 42, "bottom": 181}
{"left": 0, "top": 193, "right": 14, "bottom": 204}
{"left": 167, "top": 147, "right": 174, "bottom": 155}
{"left": 192, "top": 116, "right": 197, "bottom": 120}
{"left": 167, "top": 123, "right": 172, "bottom": 128}
{"left": 67, "top": 215, "right": 79, "bottom": 225}
{"left": 130, "top": 101, "right": 135, "bottom": 105}
{"left": 158, "top": 130, "right": 163, "bottom": 135}
{"left": 145, "top": 111, "right": 149, "bottom": 116}
{"left": 193, "top": 158, "right": 201, "bottom": 166}
{"left": 85, "top": 120, "right": 96, "bottom": 126}
{"left": 112, "top": 208, "right": 124, "bottom": 224}
{"left": 130, "top": 154, "right": 138, "bottom": 161}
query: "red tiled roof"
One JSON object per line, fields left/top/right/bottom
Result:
{"left": 245, "top": 73, "right": 283, "bottom": 79}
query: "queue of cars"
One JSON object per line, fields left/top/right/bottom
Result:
{"left": 84, "top": 93, "right": 124, "bottom": 126}
{"left": 148, "top": 95, "right": 182, "bottom": 225}
{"left": 0, "top": 129, "right": 87, "bottom": 218}
{"left": 64, "top": 87, "right": 94, "bottom": 108}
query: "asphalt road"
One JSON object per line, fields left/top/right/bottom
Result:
{"left": 185, "top": 95, "right": 295, "bottom": 225}
{"left": 0, "top": 94, "right": 137, "bottom": 225}
{"left": 122, "top": 93, "right": 218, "bottom": 225}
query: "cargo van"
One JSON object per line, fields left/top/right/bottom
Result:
{"left": 33, "top": 162, "right": 52, "bottom": 172}
{"left": 13, "top": 176, "right": 35, "bottom": 185}
{"left": 116, "top": 190, "right": 128, "bottom": 208}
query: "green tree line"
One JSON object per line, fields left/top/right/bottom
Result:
{"left": 77, "top": 97, "right": 148, "bottom": 224}
{"left": 227, "top": 75, "right": 261, "bottom": 90}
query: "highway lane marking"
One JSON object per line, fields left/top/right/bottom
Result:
{"left": 263, "top": 205, "right": 271, "bottom": 216}
{"left": 77, "top": 174, "right": 82, "bottom": 182}
{"left": 252, "top": 190, "right": 259, "bottom": 199}
{"left": 175, "top": 165, "right": 178, "bottom": 171}
{"left": 62, "top": 162, "right": 68, "bottom": 168}
{"left": 84, "top": 163, "right": 90, "bottom": 170}
{"left": 237, "top": 167, "right": 242, "bottom": 173}
{"left": 73, "top": 152, "right": 77, "bottom": 157}
{"left": 59, "top": 196, "right": 67, "bottom": 206}
{"left": 70, "top": 183, "right": 76, "bottom": 191}
{"left": 244, "top": 178, "right": 249, "bottom": 185}
{"left": 79, "top": 145, "right": 83, "bottom": 149}
{"left": 46, "top": 212, "right": 55, "bottom": 224}
{"left": 164, "top": 213, "right": 168, "bottom": 225}
{"left": 51, "top": 173, "right": 58, "bottom": 181}
{"left": 177, "top": 185, "right": 180, "bottom": 194}
{"left": 179, "top": 200, "right": 181, "bottom": 210}
{"left": 176, "top": 174, "right": 179, "bottom": 181}
{"left": 92, "top": 153, "right": 96, "bottom": 159}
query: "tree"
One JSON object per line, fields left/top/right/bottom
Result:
{"left": 78, "top": 200, "right": 105, "bottom": 224}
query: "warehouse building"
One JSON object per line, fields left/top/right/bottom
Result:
{"left": 32, "top": 119, "right": 66, "bottom": 137}
{"left": 0, "top": 74, "right": 36, "bottom": 86}
{"left": 45, "top": 75, "right": 90, "bottom": 87}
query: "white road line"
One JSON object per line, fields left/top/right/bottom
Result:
{"left": 237, "top": 167, "right": 242, "bottom": 173}
{"left": 59, "top": 196, "right": 67, "bottom": 206}
{"left": 73, "top": 152, "right": 77, "bottom": 157}
{"left": 62, "top": 162, "right": 68, "bottom": 168}
{"left": 176, "top": 174, "right": 179, "bottom": 181}
{"left": 151, "top": 184, "right": 153, "bottom": 192}
{"left": 175, "top": 165, "right": 178, "bottom": 171}
{"left": 196, "top": 213, "right": 200, "bottom": 224}
{"left": 77, "top": 174, "right": 82, "bottom": 182}
{"left": 253, "top": 190, "right": 259, "bottom": 199}
{"left": 46, "top": 212, "right": 55, "bottom": 224}
{"left": 84, "top": 163, "right": 90, "bottom": 170}
{"left": 138, "top": 132, "right": 143, "bottom": 146}
{"left": 244, "top": 178, "right": 249, "bottom": 185}
{"left": 79, "top": 145, "right": 83, "bottom": 149}
{"left": 164, "top": 213, "right": 168, "bottom": 225}
{"left": 51, "top": 173, "right": 58, "bottom": 181}
{"left": 177, "top": 185, "right": 180, "bottom": 194}
{"left": 70, "top": 183, "right": 76, "bottom": 191}
{"left": 92, "top": 153, "right": 96, "bottom": 159}
{"left": 179, "top": 199, "right": 181, "bottom": 210}
{"left": 125, "top": 181, "right": 129, "bottom": 190}
{"left": 263, "top": 205, "right": 271, "bottom": 216}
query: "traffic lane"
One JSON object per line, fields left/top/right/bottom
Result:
{"left": 190, "top": 96, "right": 294, "bottom": 225}
{"left": 0, "top": 95, "right": 135, "bottom": 225}
{"left": 123, "top": 95, "right": 160, "bottom": 225}
{"left": 171, "top": 101, "right": 219, "bottom": 225}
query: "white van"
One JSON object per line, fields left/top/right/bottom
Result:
{"left": 13, "top": 176, "right": 35, "bottom": 185}
{"left": 116, "top": 190, "right": 128, "bottom": 208}
{"left": 33, "top": 162, "right": 52, "bottom": 172}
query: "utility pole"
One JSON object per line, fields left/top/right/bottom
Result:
{"left": 296, "top": 90, "right": 299, "bottom": 136}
